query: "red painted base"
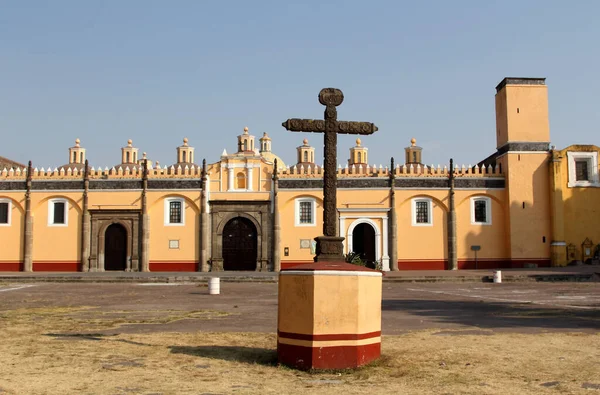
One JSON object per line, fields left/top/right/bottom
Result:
{"left": 32, "top": 261, "right": 80, "bottom": 271}
{"left": 277, "top": 342, "right": 381, "bottom": 371}
{"left": 149, "top": 261, "right": 198, "bottom": 272}
{"left": 0, "top": 261, "right": 22, "bottom": 271}
{"left": 397, "top": 259, "right": 551, "bottom": 270}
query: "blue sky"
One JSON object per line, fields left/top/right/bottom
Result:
{"left": 1, "top": 1, "right": 599, "bottom": 169}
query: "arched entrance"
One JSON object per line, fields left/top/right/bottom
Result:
{"left": 104, "top": 223, "right": 128, "bottom": 271}
{"left": 352, "top": 223, "right": 376, "bottom": 267}
{"left": 222, "top": 217, "right": 258, "bottom": 271}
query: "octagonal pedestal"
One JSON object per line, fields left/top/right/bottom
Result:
{"left": 277, "top": 261, "right": 382, "bottom": 371}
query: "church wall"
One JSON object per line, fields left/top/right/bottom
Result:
{"left": 147, "top": 191, "right": 201, "bottom": 271}
{"left": 87, "top": 191, "right": 143, "bottom": 209}
{"left": 31, "top": 192, "right": 82, "bottom": 271}
{"left": 455, "top": 191, "right": 508, "bottom": 268}
{"left": 504, "top": 152, "right": 552, "bottom": 265}
{"left": 278, "top": 190, "right": 323, "bottom": 267}
{"left": 395, "top": 191, "right": 448, "bottom": 270}
{"left": 557, "top": 146, "right": 600, "bottom": 263}
{"left": 0, "top": 193, "right": 25, "bottom": 270}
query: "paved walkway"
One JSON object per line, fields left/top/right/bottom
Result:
{"left": 0, "top": 265, "right": 598, "bottom": 283}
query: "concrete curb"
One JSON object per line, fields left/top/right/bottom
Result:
{"left": 0, "top": 272, "right": 598, "bottom": 284}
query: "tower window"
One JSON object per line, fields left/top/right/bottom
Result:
{"left": 126, "top": 152, "right": 130, "bottom": 163}
{"left": 357, "top": 152, "right": 362, "bottom": 163}
{"left": 182, "top": 151, "right": 187, "bottom": 163}
{"left": 80, "top": 152, "right": 84, "bottom": 163}
{"left": 243, "top": 140, "right": 247, "bottom": 151}
{"left": 72, "top": 152, "right": 77, "bottom": 163}
{"left": 0, "top": 201, "right": 10, "bottom": 225}
{"left": 304, "top": 151, "right": 308, "bottom": 162}
{"left": 413, "top": 152, "right": 417, "bottom": 163}
{"left": 575, "top": 160, "right": 589, "bottom": 181}
{"left": 236, "top": 171, "right": 246, "bottom": 189}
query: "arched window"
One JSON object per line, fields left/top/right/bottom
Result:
{"left": 413, "top": 152, "right": 417, "bottom": 163}
{"left": 303, "top": 151, "right": 308, "bottom": 162}
{"left": 72, "top": 152, "right": 77, "bottom": 163}
{"left": 80, "top": 152, "right": 84, "bottom": 163}
{"left": 126, "top": 152, "right": 130, "bottom": 163}
{"left": 357, "top": 152, "right": 362, "bottom": 163}
{"left": 236, "top": 171, "right": 246, "bottom": 189}
{"left": 182, "top": 151, "right": 187, "bottom": 162}
{"left": 243, "top": 140, "right": 248, "bottom": 151}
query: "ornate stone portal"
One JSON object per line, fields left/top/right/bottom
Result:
{"left": 209, "top": 201, "right": 271, "bottom": 271}
{"left": 281, "top": 88, "right": 379, "bottom": 261}
{"left": 88, "top": 210, "right": 141, "bottom": 272}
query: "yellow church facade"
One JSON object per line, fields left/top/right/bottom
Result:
{"left": 0, "top": 77, "right": 598, "bottom": 272}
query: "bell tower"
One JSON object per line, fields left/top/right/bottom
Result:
{"left": 121, "top": 139, "right": 139, "bottom": 164}
{"left": 405, "top": 138, "right": 422, "bottom": 165}
{"left": 237, "top": 127, "right": 255, "bottom": 153}
{"left": 176, "top": 137, "right": 195, "bottom": 164}
{"left": 348, "top": 138, "right": 368, "bottom": 165}
{"left": 495, "top": 77, "right": 551, "bottom": 266}
{"left": 297, "top": 139, "right": 315, "bottom": 164}
{"left": 69, "top": 138, "right": 86, "bottom": 165}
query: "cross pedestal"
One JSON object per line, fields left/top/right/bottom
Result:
{"left": 278, "top": 88, "right": 382, "bottom": 371}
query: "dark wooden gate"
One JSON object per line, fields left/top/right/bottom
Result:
{"left": 105, "top": 223, "right": 127, "bottom": 271}
{"left": 352, "top": 223, "right": 376, "bottom": 267}
{"left": 222, "top": 217, "right": 257, "bottom": 271}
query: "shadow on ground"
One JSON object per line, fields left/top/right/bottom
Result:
{"left": 383, "top": 299, "right": 600, "bottom": 330}
{"left": 169, "top": 345, "right": 278, "bottom": 366}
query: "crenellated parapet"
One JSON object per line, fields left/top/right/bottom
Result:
{"left": 278, "top": 162, "right": 503, "bottom": 179}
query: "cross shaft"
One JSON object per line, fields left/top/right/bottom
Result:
{"left": 282, "top": 88, "right": 378, "bottom": 262}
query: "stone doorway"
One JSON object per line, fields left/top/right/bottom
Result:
{"left": 352, "top": 223, "right": 376, "bottom": 267}
{"left": 89, "top": 210, "right": 140, "bottom": 272}
{"left": 222, "top": 217, "right": 258, "bottom": 271}
{"left": 104, "top": 223, "right": 128, "bottom": 271}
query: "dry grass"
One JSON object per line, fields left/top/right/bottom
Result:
{"left": 0, "top": 306, "right": 598, "bottom": 394}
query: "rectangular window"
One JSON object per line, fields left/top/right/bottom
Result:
{"left": 575, "top": 160, "right": 589, "bottom": 181}
{"left": 299, "top": 201, "right": 312, "bottom": 224}
{"left": 169, "top": 201, "right": 182, "bottom": 224}
{"left": 53, "top": 202, "right": 65, "bottom": 224}
{"left": 415, "top": 201, "right": 429, "bottom": 224}
{"left": 0, "top": 202, "right": 8, "bottom": 224}
{"left": 474, "top": 200, "right": 487, "bottom": 223}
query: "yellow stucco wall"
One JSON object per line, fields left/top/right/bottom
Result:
{"left": 556, "top": 145, "right": 600, "bottom": 262}
{"left": 31, "top": 193, "right": 82, "bottom": 262}
{"left": 0, "top": 193, "right": 25, "bottom": 262}
{"left": 147, "top": 192, "right": 200, "bottom": 262}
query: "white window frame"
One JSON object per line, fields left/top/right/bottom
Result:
{"left": 295, "top": 197, "right": 316, "bottom": 227}
{"left": 0, "top": 198, "right": 11, "bottom": 226}
{"left": 164, "top": 198, "right": 185, "bottom": 226}
{"left": 567, "top": 151, "right": 599, "bottom": 187}
{"left": 470, "top": 196, "right": 492, "bottom": 225}
{"left": 411, "top": 198, "right": 433, "bottom": 226}
{"left": 48, "top": 198, "right": 68, "bottom": 227}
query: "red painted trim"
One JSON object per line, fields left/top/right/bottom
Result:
{"left": 0, "top": 261, "right": 22, "bottom": 271}
{"left": 281, "top": 261, "right": 313, "bottom": 270}
{"left": 149, "top": 261, "right": 198, "bottom": 272}
{"left": 278, "top": 342, "right": 381, "bottom": 370}
{"left": 32, "top": 261, "right": 80, "bottom": 272}
{"left": 278, "top": 331, "right": 381, "bottom": 341}
{"left": 398, "top": 259, "right": 551, "bottom": 270}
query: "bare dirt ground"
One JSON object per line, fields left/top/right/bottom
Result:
{"left": 0, "top": 282, "right": 599, "bottom": 394}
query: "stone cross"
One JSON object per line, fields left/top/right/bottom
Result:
{"left": 282, "top": 88, "right": 378, "bottom": 261}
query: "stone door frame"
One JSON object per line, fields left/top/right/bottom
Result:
{"left": 89, "top": 209, "right": 141, "bottom": 272}
{"left": 210, "top": 201, "right": 271, "bottom": 271}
